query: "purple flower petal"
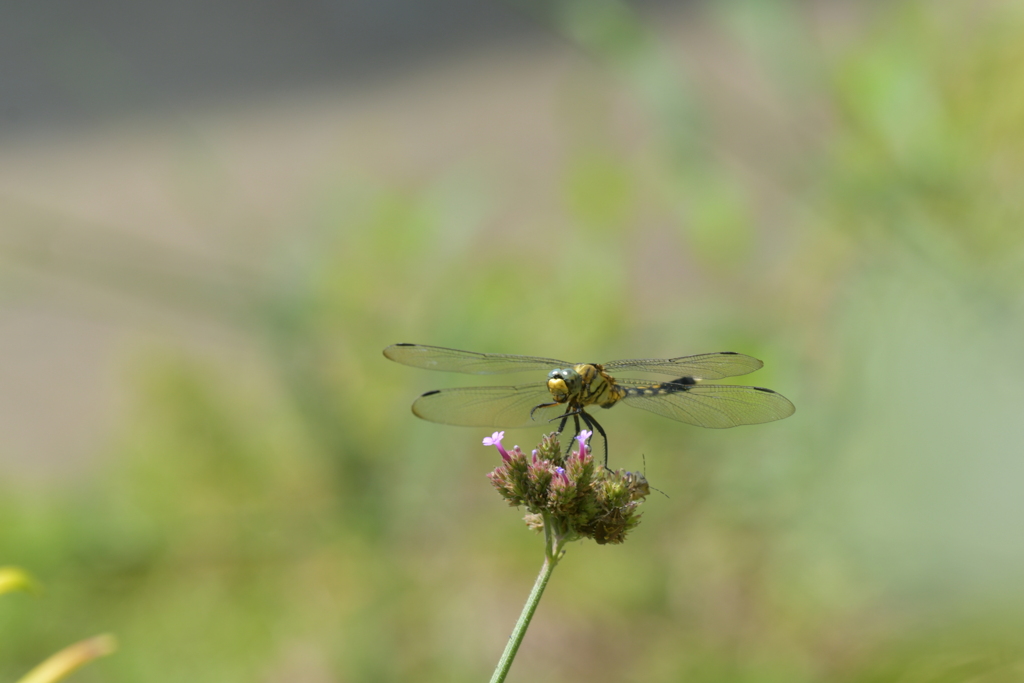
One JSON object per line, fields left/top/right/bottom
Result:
{"left": 483, "top": 431, "right": 511, "bottom": 462}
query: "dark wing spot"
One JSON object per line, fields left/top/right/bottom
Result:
{"left": 421, "top": 389, "right": 442, "bottom": 397}
{"left": 753, "top": 386, "right": 775, "bottom": 393}
{"left": 721, "top": 351, "right": 738, "bottom": 355}
{"left": 396, "top": 343, "right": 415, "bottom": 347}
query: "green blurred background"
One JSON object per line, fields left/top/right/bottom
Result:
{"left": 3, "top": 1, "right": 1024, "bottom": 681}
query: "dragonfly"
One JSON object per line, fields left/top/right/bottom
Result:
{"left": 383, "top": 343, "right": 794, "bottom": 465}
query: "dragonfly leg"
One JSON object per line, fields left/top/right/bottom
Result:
{"left": 554, "top": 411, "right": 570, "bottom": 436}
{"left": 530, "top": 402, "right": 561, "bottom": 421}
{"left": 578, "top": 410, "right": 609, "bottom": 468}
{"left": 549, "top": 407, "right": 606, "bottom": 463}
{"left": 533, "top": 401, "right": 573, "bottom": 450}
{"left": 541, "top": 406, "right": 583, "bottom": 457}
{"left": 563, "top": 413, "right": 582, "bottom": 457}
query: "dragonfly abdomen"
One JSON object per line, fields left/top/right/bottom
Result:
{"left": 623, "top": 376, "right": 698, "bottom": 397}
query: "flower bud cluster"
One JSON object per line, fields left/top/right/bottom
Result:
{"left": 484, "top": 430, "right": 649, "bottom": 545}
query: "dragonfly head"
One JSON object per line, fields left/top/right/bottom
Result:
{"left": 547, "top": 367, "right": 581, "bottom": 403}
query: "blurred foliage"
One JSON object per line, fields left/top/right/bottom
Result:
{"left": 1, "top": 568, "right": 115, "bottom": 683}
{"left": 0, "top": 567, "right": 41, "bottom": 597}
{"left": 4, "top": 1, "right": 1024, "bottom": 681}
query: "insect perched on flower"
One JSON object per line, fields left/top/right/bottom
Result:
{"left": 385, "top": 343, "right": 794, "bottom": 464}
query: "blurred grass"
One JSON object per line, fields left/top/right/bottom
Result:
{"left": 4, "top": 1, "right": 1024, "bottom": 681}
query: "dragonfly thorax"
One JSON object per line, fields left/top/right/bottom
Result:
{"left": 546, "top": 364, "right": 623, "bottom": 408}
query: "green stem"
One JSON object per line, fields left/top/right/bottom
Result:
{"left": 489, "top": 517, "right": 566, "bottom": 683}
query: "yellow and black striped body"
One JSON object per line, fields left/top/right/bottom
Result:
{"left": 546, "top": 364, "right": 701, "bottom": 411}
{"left": 620, "top": 375, "right": 700, "bottom": 399}
{"left": 545, "top": 363, "right": 628, "bottom": 411}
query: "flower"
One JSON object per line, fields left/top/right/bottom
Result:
{"left": 483, "top": 431, "right": 511, "bottom": 462}
{"left": 485, "top": 431, "right": 649, "bottom": 545}
{"left": 575, "top": 429, "right": 593, "bottom": 452}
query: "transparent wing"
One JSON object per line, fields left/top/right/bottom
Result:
{"left": 384, "top": 344, "right": 569, "bottom": 374}
{"left": 411, "top": 383, "right": 568, "bottom": 428}
{"left": 603, "top": 352, "right": 764, "bottom": 379}
{"left": 619, "top": 381, "right": 795, "bottom": 428}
